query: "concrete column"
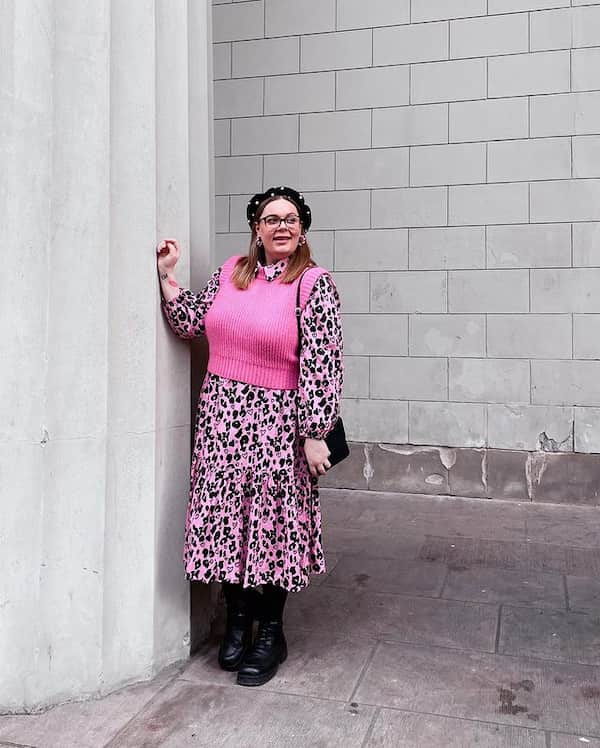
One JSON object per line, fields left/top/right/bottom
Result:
{"left": 188, "top": 0, "right": 218, "bottom": 650}
{"left": 0, "top": 0, "right": 55, "bottom": 712}
{"left": 38, "top": 0, "right": 111, "bottom": 703}
{"left": 102, "top": 0, "right": 160, "bottom": 689}
{"left": 0, "top": 0, "right": 213, "bottom": 711}
{"left": 153, "top": 0, "right": 195, "bottom": 672}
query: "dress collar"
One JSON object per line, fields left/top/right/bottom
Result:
{"left": 256, "top": 257, "right": 289, "bottom": 282}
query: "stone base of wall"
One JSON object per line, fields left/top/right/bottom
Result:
{"left": 322, "top": 443, "right": 600, "bottom": 506}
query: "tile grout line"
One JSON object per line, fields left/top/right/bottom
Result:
{"left": 177, "top": 669, "right": 363, "bottom": 706}
{"left": 349, "top": 640, "right": 381, "bottom": 703}
{"left": 363, "top": 631, "right": 600, "bottom": 669}
{"left": 360, "top": 707, "right": 381, "bottom": 748}
{"left": 437, "top": 564, "right": 451, "bottom": 598}
{"left": 570, "top": 220, "right": 574, "bottom": 267}
{"left": 569, "top": 47, "right": 572, "bottom": 93}
{"left": 563, "top": 574, "right": 571, "bottom": 612}
{"left": 494, "top": 604, "right": 503, "bottom": 654}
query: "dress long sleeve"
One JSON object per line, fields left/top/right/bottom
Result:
{"left": 297, "top": 273, "right": 344, "bottom": 440}
{"left": 161, "top": 267, "right": 221, "bottom": 339}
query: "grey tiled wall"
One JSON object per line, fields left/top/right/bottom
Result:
{"left": 212, "top": 0, "right": 600, "bottom": 453}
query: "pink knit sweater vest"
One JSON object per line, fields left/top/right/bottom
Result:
{"left": 204, "top": 255, "right": 327, "bottom": 390}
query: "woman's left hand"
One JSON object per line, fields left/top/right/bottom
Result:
{"left": 303, "top": 438, "right": 331, "bottom": 477}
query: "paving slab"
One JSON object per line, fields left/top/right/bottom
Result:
{"left": 321, "top": 489, "right": 528, "bottom": 541}
{"left": 564, "top": 549, "right": 600, "bottom": 578}
{"left": 323, "top": 489, "right": 600, "bottom": 548}
{"left": 442, "top": 566, "right": 567, "bottom": 609}
{"left": 286, "top": 585, "right": 498, "bottom": 652}
{"left": 106, "top": 680, "right": 375, "bottom": 748}
{"left": 522, "top": 502, "right": 600, "bottom": 548}
{"left": 355, "top": 641, "right": 600, "bottom": 735}
{"left": 567, "top": 576, "right": 600, "bottom": 614}
{"left": 499, "top": 607, "right": 600, "bottom": 666}
{"left": 419, "top": 535, "right": 600, "bottom": 576}
{"left": 321, "top": 490, "right": 421, "bottom": 529}
{"left": 551, "top": 734, "right": 600, "bottom": 746}
{"left": 0, "top": 664, "right": 182, "bottom": 748}
{"left": 366, "top": 709, "right": 546, "bottom": 747}
{"left": 324, "top": 555, "right": 447, "bottom": 596}
{"left": 181, "top": 629, "right": 376, "bottom": 702}
{"left": 322, "top": 523, "right": 424, "bottom": 558}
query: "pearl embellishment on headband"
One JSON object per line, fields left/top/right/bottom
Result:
{"left": 245, "top": 185, "right": 312, "bottom": 231}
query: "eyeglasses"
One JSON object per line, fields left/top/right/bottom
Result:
{"left": 259, "top": 214, "right": 300, "bottom": 228}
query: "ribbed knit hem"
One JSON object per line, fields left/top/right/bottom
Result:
{"left": 208, "top": 356, "right": 299, "bottom": 390}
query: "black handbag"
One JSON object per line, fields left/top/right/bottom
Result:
{"left": 296, "top": 272, "right": 349, "bottom": 469}
{"left": 322, "top": 416, "right": 350, "bottom": 468}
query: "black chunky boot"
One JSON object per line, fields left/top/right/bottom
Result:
{"left": 218, "top": 583, "right": 257, "bottom": 672}
{"left": 237, "top": 584, "right": 288, "bottom": 687}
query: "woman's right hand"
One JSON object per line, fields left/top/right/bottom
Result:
{"left": 156, "top": 238, "right": 180, "bottom": 274}
{"left": 157, "top": 238, "right": 182, "bottom": 301}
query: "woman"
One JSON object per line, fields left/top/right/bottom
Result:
{"left": 156, "top": 186, "right": 343, "bottom": 687}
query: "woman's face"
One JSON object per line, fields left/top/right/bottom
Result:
{"left": 255, "top": 198, "right": 303, "bottom": 265}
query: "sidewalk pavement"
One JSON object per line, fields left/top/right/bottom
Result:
{"left": 2, "top": 488, "right": 599, "bottom": 747}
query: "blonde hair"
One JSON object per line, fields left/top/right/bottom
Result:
{"left": 231, "top": 196, "right": 315, "bottom": 290}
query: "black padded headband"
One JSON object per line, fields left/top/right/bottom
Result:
{"left": 246, "top": 186, "right": 312, "bottom": 231}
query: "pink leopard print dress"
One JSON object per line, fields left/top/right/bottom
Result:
{"left": 162, "top": 258, "right": 343, "bottom": 592}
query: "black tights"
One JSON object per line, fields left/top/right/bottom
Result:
{"left": 261, "top": 583, "right": 288, "bottom": 621}
{"left": 222, "top": 582, "right": 288, "bottom": 622}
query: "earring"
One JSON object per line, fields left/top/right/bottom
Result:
{"left": 256, "top": 236, "right": 263, "bottom": 247}
{"left": 298, "top": 235, "right": 306, "bottom": 246}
